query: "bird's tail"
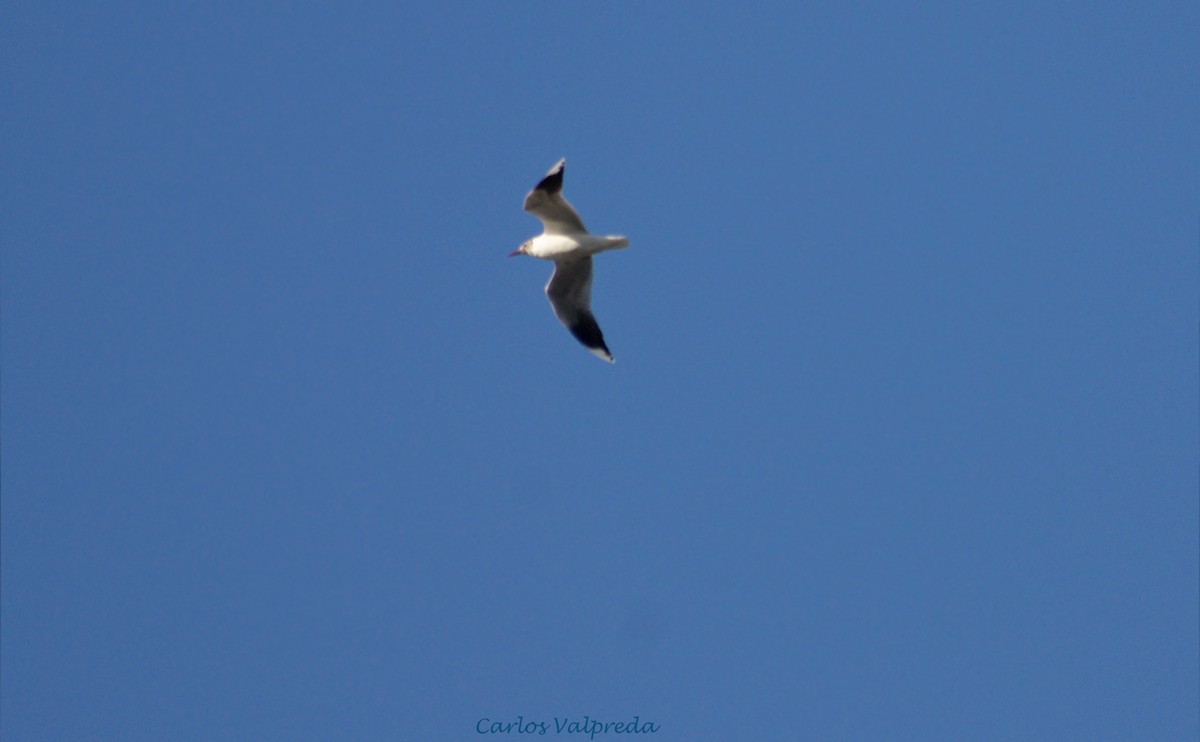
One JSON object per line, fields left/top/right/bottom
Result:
{"left": 604, "top": 236, "right": 631, "bottom": 249}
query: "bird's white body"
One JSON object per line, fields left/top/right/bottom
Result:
{"left": 522, "top": 233, "right": 630, "bottom": 261}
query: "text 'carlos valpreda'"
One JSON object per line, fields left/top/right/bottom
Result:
{"left": 476, "top": 715, "right": 660, "bottom": 738}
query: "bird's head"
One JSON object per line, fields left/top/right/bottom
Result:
{"left": 508, "top": 240, "right": 531, "bottom": 258}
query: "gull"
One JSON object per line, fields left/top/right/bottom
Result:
{"left": 510, "top": 158, "right": 630, "bottom": 363}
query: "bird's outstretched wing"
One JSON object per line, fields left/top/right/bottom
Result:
{"left": 545, "top": 257, "right": 613, "bottom": 362}
{"left": 523, "top": 158, "right": 588, "bottom": 236}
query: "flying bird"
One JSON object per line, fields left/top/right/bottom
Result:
{"left": 510, "top": 158, "right": 630, "bottom": 363}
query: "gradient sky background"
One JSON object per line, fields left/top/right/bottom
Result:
{"left": 3, "top": 3, "right": 1198, "bottom": 740}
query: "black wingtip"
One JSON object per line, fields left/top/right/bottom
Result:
{"left": 568, "top": 313, "right": 614, "bottom": 362}
{"left": 533, "top": 158, "right": 566, "bottom": 195}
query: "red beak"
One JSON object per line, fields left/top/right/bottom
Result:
{"left": 508, "top": 249, "right": 522, "bottom": 257}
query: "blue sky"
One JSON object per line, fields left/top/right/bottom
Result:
{"left": 3, "top": 2, "right": 1197, "bottom": 740}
